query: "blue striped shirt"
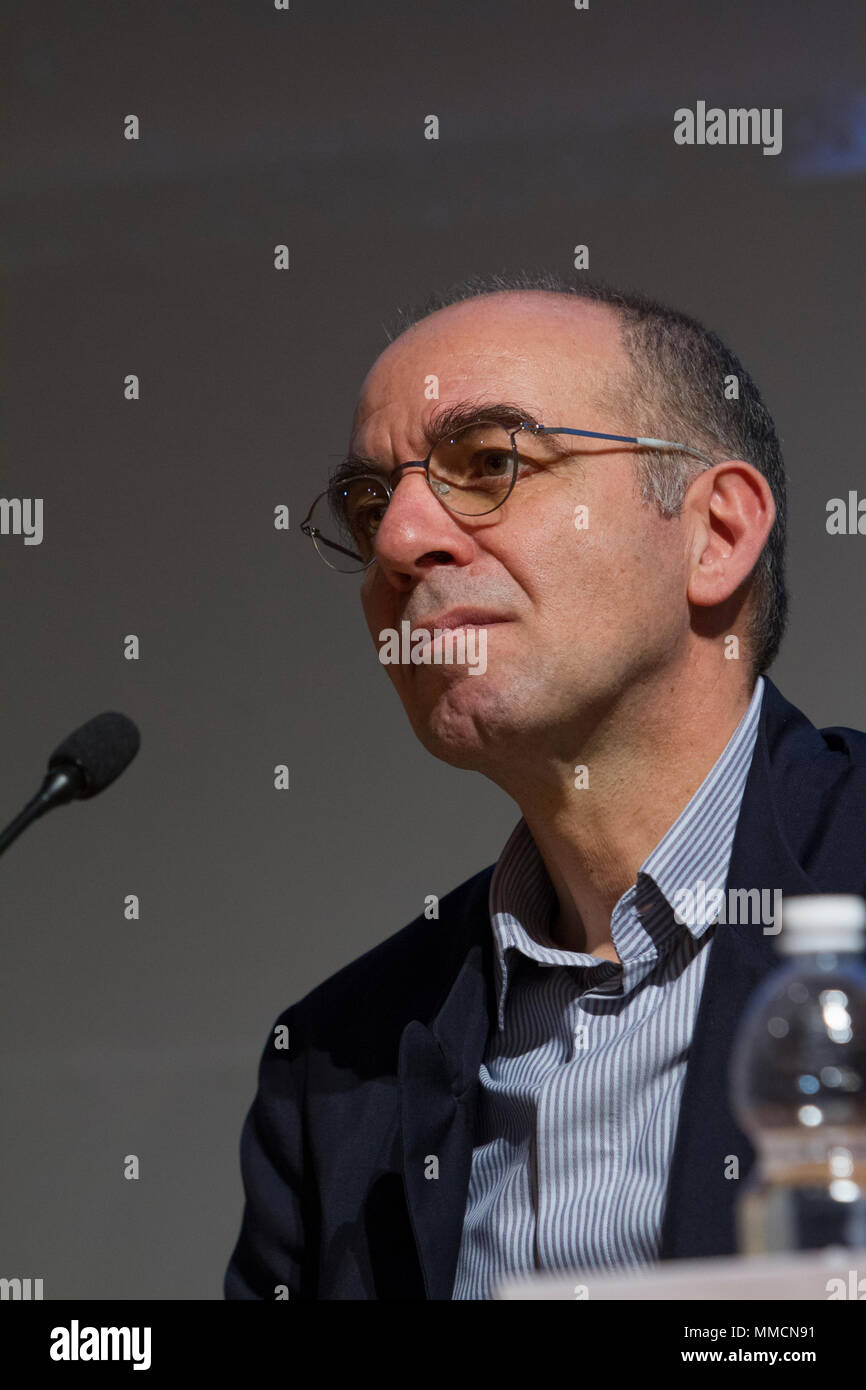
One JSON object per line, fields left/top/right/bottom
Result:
{"left": 451, "top": 677, "right": 765, "bottom": 1299}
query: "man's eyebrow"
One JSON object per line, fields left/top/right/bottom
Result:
{"left": 331, "top": 399, "right": 545, "bottom": 486}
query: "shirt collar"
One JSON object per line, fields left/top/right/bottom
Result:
{"left": 489, "top": 676, "right": 766, "bottom": 1028}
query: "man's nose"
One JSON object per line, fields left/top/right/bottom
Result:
{"left": 373, "top": 466, "right": 475, "bottom": 571}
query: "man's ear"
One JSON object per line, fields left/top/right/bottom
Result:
{"left": 685, "top": 461, "right": 776, "bottom": 609}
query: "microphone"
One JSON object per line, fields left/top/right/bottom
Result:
{"left": 0, "top": 711, "right": 141, "bottom": 857}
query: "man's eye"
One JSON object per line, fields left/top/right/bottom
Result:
{"left": 349, "top": 502, "right": 387, "bottom": 535}
{"left": 478, "top": 451, "right": 511, "bottom": 477}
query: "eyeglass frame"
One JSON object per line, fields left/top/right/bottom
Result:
{"left": 300, "top": 421, "right": 720, "bottom": 571}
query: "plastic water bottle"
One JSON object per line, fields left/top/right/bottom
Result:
{"left": 729, "top": 894, "right": 866, "bottom": 1254}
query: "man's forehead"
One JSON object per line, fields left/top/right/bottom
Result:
{"left": 351, "top": 292, "right": 627, "bottom": 450}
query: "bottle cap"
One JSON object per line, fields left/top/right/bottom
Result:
{"left": 776, "top": 894, "right": 866, "bottom": 955}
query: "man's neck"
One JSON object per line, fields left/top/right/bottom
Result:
{"left": 492, "top": 673, "right": 757, "bottom": 959}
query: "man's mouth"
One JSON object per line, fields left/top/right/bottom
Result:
{"left": 410, "top": 608, "right": 511, "bottom": 632}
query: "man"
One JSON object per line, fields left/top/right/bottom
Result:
{"left": 224, "top": 271, "right": 866, "bottom": 1299}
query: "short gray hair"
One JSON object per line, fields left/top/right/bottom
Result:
{"left": 385, "top": 269, "right": 789, "bottom": 677}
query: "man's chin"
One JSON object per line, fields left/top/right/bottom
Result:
{"left": 402, "top": 675, "right": 514, "bottom": 770}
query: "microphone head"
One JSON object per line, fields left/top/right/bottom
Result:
{"left": 47, "top": 711, "right": 141, "bottom": 798}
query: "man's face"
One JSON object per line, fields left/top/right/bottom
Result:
{"left": 351, "top": 292, "right": 694, "bottom": 770}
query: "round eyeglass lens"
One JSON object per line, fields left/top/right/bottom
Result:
{"left": 309, "top": 474, "right": 389, "bottom": 571}
{"left": 428, "top": 421, "right": 517, "bottom": 516}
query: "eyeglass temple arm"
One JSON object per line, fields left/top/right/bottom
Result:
{"left": 299, "top": 522, "right": 363, "bottom": 563}
{"left": 525, "top": 425, "right": 715, "bottom": 468}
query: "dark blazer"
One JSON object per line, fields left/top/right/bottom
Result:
{"left": 224, "top": 678, "right": 866, "bottom": 1299}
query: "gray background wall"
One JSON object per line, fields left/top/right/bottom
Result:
{"left": 1, "top": 0, "right": 864, "bottom": 1298}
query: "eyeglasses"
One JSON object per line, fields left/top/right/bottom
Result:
{"left": 300, "top": 419, "right": 718, "bottom": 573}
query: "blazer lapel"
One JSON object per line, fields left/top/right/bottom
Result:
{"left": 659, "top": 680, "right": 820, "bottom": 1258}
{"left": 398, "top": 878, "right": 495, "bottom": 1299}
